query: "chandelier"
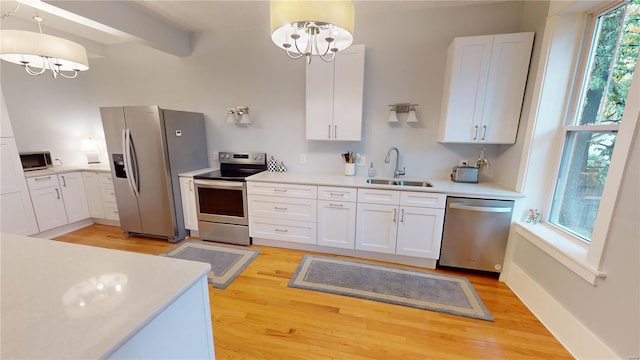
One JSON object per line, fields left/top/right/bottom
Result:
{"left": 0, "top": 6, "right": 89, "bottom": 79}
{"left": 270, "top": 0, "right": 354, "bottom": 64}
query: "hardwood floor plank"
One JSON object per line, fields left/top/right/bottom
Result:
{"left": 53, "top": 225, "right": 572, "bottom": 359}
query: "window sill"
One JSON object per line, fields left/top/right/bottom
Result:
{"left": 512, "top": 221, "right": 607, "bottom": 286}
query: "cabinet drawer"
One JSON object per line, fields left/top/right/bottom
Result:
{"left": 357, "top": 188, "right": 400, "bottom": 205}
{"left": 98, "top": 172, "right": 114, "bottom": 185}
{"left": 249, "top": 216, "right": 316, "bottom": 244}
{"left": 27, "top": 175, "right": 59, "bottom": 190}
{"left": 400, "top": 192, "right": 446, "bottom": 208}
{"left": 247, "top": 182, "right": 317, "bottom": 199}
{"left": 318, "top": 186, "right": 357, "bottom": 202}
{"left": 248, "top": 195, "right": 316, "bottom": 222}
{"left": 104, "top": 202, "right": 120, "bottom": 221}
{"left": 101, "top": 186, "right": 116, "bottom": 202}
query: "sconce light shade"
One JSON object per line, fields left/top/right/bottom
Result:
{"left": 387, "top": 110, "right": 399, "bottom": 123}
{"left": 225, "top": 109, "right": 237, "bottom": 124}
{"left": 406, "top": 109, "right": 418, "bottom": 123}
{"left": 239, "top": 112, "right": 252, "bottom": 125}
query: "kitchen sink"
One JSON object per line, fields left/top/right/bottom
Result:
{"left": 366, "top": 178, "right": 433, "bottom": 187}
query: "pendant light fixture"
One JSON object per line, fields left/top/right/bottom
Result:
{"left": 0, "top": 6, "right": 89, "bottom": 79}
{"left": 270, "top": 0, "right": 354, "bottom": 64}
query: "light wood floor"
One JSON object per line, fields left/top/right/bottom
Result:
{"left": 55, "top": 224, "right": 572, "bottom": 359}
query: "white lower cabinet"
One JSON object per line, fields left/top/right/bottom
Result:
{"left": 27, "top": 175, "right": 68, "bottom": 232}
{"left": 317, "top": 186, "right": 357, "bottom": 249}
{"left": 82, "top": 172, "right": 105, "bottom": 218}
{"left": 248, "top": 182, "right": 318, "bottom": 244}
{"left": 98, "top": 173, "right": 119, "bottom": 222}
{"left": 58, "top": 172, "right": 90, "bottom": 223}
{"left": 356, "top": 189, "right": 445, "bottom": 259}
{"left": 179, "top": 176, "right": 198, "bottom": 231}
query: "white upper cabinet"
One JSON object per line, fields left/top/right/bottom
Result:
{"left": 306, "top": 44, "right": 365, "bottom": 141}
{"left": 438, "top": 32, "right": 534, "bottom": 144}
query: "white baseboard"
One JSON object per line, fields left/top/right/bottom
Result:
{"left": 504, "top": 263, "right": 618, "bottom": 359}
{"left": 33, "top": 219, "right": 94, "bottom": 240}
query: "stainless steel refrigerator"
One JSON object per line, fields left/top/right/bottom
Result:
{"left": 100, "top": 106, "right": 208, "bottom": 242}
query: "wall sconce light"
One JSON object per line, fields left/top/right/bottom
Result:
{"left": 225, "top": 106, "right": 251, "bottom": 125}
{"left": 388, "top": 103, "right": 419, "bottom": 123}
{"left": 80, "top": 138, "right": 99, "bottom": 164}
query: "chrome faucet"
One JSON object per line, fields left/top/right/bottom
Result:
{"left": 384, "top": 147, "right": 406, "bottom": 178}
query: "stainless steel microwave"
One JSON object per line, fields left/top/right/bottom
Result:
{"left": 19, "top": 151, "right": 53, "bottom": 171}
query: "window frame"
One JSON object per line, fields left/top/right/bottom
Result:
{"left": 546, "top": 0, "right": 633, "bottom": 244}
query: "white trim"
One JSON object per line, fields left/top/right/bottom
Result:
{"left": 32, "top": 218, "right": 93, "bottom": 240}
{"left": 504, "top": 263, "right": 618, "bottom": 359}
{"left": 564, "top": 124, "right": 619, "bottom": 131}
{"left": 512, "top": 222, "right": 606, "bottom": 285}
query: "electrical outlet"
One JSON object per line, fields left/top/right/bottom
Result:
{"left": 357, "top": 155, "right": 366, "bottom": 166}
{"left": 299, "top": 154, "right": 307, "bottom": 164}
{"left": 459, "top": 159, "right": 469, "bottom": 167}
{"left": 213, "top": 151, "right": 219, "bottom": 160}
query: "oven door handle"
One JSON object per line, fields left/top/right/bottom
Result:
{"left": 194, "top": 179, "right": 245, "bottom": 189}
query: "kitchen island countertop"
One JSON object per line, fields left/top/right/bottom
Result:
{"left": 246, "top": 171, "right": 523, "bottom": 199}
{"left": 0, "top": 233, "right": 212, "bottom": 359}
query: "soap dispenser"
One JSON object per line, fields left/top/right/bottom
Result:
{"left": 368, "top": 162, "right": 376, "bottom": 177}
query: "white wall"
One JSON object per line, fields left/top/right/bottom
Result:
{"left": 1, "top": 1, "right": 530, "bottom": 182}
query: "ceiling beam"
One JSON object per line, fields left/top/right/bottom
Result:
{"left": 22, "top": 0, "right": 193, "bottom": 57}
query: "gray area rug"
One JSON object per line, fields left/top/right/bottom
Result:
{"left": 289, "top": 255, "right": 493, "bottom": 321}
{"left": 161, "top": 240, "right": 259, "bottom": 289}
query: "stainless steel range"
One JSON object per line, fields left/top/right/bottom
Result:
{"left": 194, "top": 151, "right": 267, "bottom": 245}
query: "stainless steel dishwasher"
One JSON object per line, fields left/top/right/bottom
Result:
{"left": 439, "top": 197, "right": 514, "bottom": 273}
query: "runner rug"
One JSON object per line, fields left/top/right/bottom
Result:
{"left": 289, "top": 254, "right": 493, "bottom": 321}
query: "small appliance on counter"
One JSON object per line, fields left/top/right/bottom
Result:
{"left": 19, "top": 151, "right": 53, "bottom": 171}
{"left": 451, "top": 166, "right": 479, "bottom": 183}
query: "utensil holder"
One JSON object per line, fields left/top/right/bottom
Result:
{"left": 344, "top": 163, "right": 355, "bottom": 176}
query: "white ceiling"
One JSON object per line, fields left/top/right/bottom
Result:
{"left": 0, "top": 0, "right": 506, "bottom": 56}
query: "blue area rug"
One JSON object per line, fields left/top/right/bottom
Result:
{"left": 161, "top": 240, "right": 259, "bottom": 289}
{"left": 289, "top": 255, "right": 493, "bottom": 321}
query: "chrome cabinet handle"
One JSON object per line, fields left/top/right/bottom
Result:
{"left": 329, "top": 203, "right": 343, "bottom": 208}
{"left": 61, "top": 175, "right": 66, "bottom": 187}
{"left": 274, "top": 206, "right": 288, "bottom": 211}
{"left": 35, "top": 176, "right": 52, "bottom": 181}
{"left": 473, "top": 125, "right": 479, "bottom": 140}
{"left": 189, "top": 179, "right": 193, "bottom": 191}
{"left": 328, "top": 125, "right": 331, "bottom": 139}
{"left": 400, "top": 208, "right": 405, "bottom": 223}
{"left": 275, "top": 228, "right": 289, "bottom": 233}
{"left": 481, "top": 125, "right": 487, "bottom": 141}
{"left": 55, "top": 188, "right": 60, "bottom": 199}
{"left": 329, "top": 192, "right": 345, "bottom": 197}
{"left": 273, "top": 189, "right": 287, "bottom": 193}
{"left": 393, "top": 208, "right": 397, "bottom": 222}
{"left": 334, "top": 125, "right": 337, "bottom": 139}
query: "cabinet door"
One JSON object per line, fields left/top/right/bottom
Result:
{"left": 0, "top": 138, "right": 38, "bottom": 235}
{"left": 333, "top": 44, "right": 365, "bottom": 141}
{"left": 355, "top": 203, "right": 397, "bottom": 254}
{"left": 438, "top": 35, "right": 493, "bottom": 143}
{"left": 306, "top": 57, "right": 335, "bottom": 140}
{"left": 480, "top": 32, "right": 534, "bottom": 143}
{"left": 30, "top": 186, "right": 68, "bottom": 231}
{"left": 317, "top": 200, "right": 356, "bottom": 249}
{"left": 396, "top": 206, "right": 445, "bottom": 259}
{"left": 82, "top": 172, "right": 104, "bottom": 218}
{"left": 59, "top": 172, "right": 90, "bottom": 223}
{"left": 179, "top": 176, "right": 198, "bottom": 231}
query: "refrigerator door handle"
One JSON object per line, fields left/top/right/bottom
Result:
{"left": 122, "top": 128, "right": 140, "bottom": 198}
{"left": 449, "top": 202, "right": 512, "bottom": 213}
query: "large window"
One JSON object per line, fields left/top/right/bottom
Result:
{"left": 549, "top": 0, "right": 639, "bottom": 242}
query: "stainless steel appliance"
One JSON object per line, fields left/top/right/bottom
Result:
{"left": 194, "top": 151, "right": 266, "bottom": 245}
{"left": 100, "top": 106, "right": 208, "bottom": 242}
{"left": 450, "top": 166, "right": 479, "bottom": 183}
{"left": 439, "top": 197, "right": 514, "bottom": 273}
{"left": 19, "top": 151, "right": 53, "bottom": 171}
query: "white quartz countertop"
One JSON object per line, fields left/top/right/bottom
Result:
{"left": 246, "top": 171, "right": 523, "bottom": 199}
{"left": 0, "top": 234, "right": 211, "bottom": 359}
{"left": 24, "top": 163, "right": 112, "bottom": 177}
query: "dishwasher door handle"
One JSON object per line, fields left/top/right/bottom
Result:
{"left": 449, "top": 202, "right": 512, "bottom": 213}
